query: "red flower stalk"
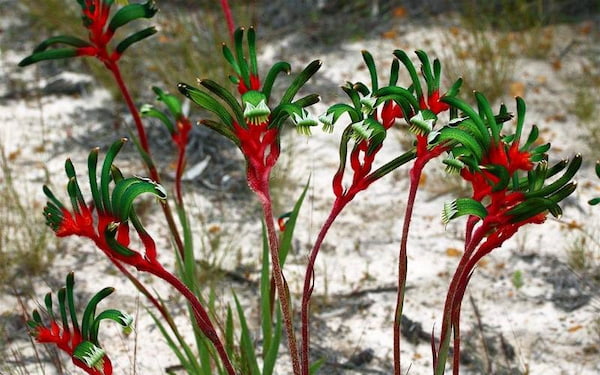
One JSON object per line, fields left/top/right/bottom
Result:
{"left": 19, "top": 0, "right": 187, "bottom": 257}
{"left": 433, "top": 95, "right": 580, "bottom": 375}
{"left": 42, "top": 141, "right": 237, "bottom": 375}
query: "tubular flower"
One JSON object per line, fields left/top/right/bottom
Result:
{"left": 433, "top": 94, "right": 581, "bottom": 375}
{"left": 43, "top": 139, "right": 167, "bottom": 273}
{"left": 18, "top": 0, "right": 157, "bottom": 67}
{"left": 178, "top": 27, "right": 321, "bottom": 197}
{"left": 27, "top": 273, "right": 132, "bottom": 375}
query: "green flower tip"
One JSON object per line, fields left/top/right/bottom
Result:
{"left": 351, "top": 120, "right": 374, "bottom": 142}
{"left": 360, "top": 95, "right": 377, "bottom": 115}
{"left": 292, "top": 109, "right": 318, "bottom": 136}
{"left": 319, "top": 112, "right": 335, "bottom": 133}
{"left": 409, "top": 110, "right": 436, "bottom": 136}
{"left": 443, "top": 156, "right": 465, "bottom": 174}
{"left": 73, "top": 341, "right": 106, "bottom": 371}
{"left": 242, "top": 91, "right": 270, "bottom": 125}
{"left": 442, "top": 200, "right": 458, "bottom": 225}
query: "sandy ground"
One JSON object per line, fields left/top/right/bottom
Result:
{"left": 2, "top": 4, "right": 600, "bottom": 375}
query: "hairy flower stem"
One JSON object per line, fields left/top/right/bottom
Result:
{"left": 258, "top": 187, "right": 301, "bottom": 375}
{"left": 220, "top": 0, "right": 235, "bottom": 41}
{"left": 110, "top": 258, "right": 188, "bottom": 348}
{"left": 105, "top": 61, "right": 185, "bottom": 258}
{"left": 393, "top": 160, "right": 423, "bottom": 375}
{"left": 300, "top": 200, "right": 346, "bottom": 375}
{"left": 393, "top": 144, "right": 446, "bottom": 375}
{"left": 153, "top": 265, "right": 237, "bottom": 375}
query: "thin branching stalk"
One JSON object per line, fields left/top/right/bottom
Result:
{"left": 260, "top": 190, "right": 301, "bottom": 375}
{"left": 220, "top": 0, "right": 235, "bottom": 41}
{"left": 152, "top": 265, "right": 237, "bottom": 375}
{"left": 300, "top": 201, "right": 345, "bottom": 375}
{"left": 105, "top": 60, "right": 185, "bottom": 258}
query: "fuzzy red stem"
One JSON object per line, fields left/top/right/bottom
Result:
{"left": 259, "top": 188, "right": 301, "bottom": 375}
{"left": 220, "top": 0, "right": 235, "bottom": 41}
{"left": 152, "top": 265, "right": 237, "bottom": 375}
{"left": 300, "top": 199, "right": 347, "bottom": 375}
{"left": 175, "top": 146, "right": 186, "bottom": 206}
{"left": 433, "top": 221, "right": 489, "bottom": 373}
{"left": 393, "top": 158, "right": 424, "bottom": 375}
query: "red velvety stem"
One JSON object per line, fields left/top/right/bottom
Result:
{"left": 104, "top": 60, "right": 185, "bottom": 258}
{"left": 300, "top": 198, "right": 347, "bottom": 375}
{"left": 220, "top": 0, "right": 235, "bottom": 41}
{"left": 393, "top": 158, "right": 424, "bottom": 375}
{"left": 259, "top": 187, "right": 301, "bottom": 375}
{"left": 151, "top": 265, "right": 237, "bottom": 375}
{"left": 393, "top": 144, "right": 447, "bottom": 375}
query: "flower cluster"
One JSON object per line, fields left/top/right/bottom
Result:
{"left": 43, "top": 139, "right": 166, "bottom": 272}
{"left": 177, "top": 27, "right": 321, "bottom": 198}
{"left": 18, "top": 0, "right": 157, "bottom": 67}
{"left": 434, "top": 95, "right": 580, "bottom": 374}
{"left": 27, "top": 273, "right": 132, "bottom": 375}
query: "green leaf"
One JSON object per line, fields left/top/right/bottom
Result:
{"left": 260, "top": 221, "right": 272, "bottom": 355}
{"left": 247, "top": 27, "right": 258, "bottom": 76}
{"left": 588, "top": 197, "right": 600, "bottom": 206}
{"left": 108, "top": 1, "right": 157, "bottom": 31}
{"left": 178, "top": 83, "right": 234, "bottom": 127}
{"left": 438, "top": 128, "right": 483, "bottom": 161}
{"left": 147, "top": 310, "right": 195, "bottom": 373}
{"left": 475, "top": 92, "right": 499, "bottom": 143}
{"left": 200, "top": 79, "right": 245, "bottom": 125}
{"left": 442, "top": 198, "right": 487, "bottom": 225}
{"left": 262, "top": 62, "right": 291, "bottom": 101}
{"left": 115, "top": 26, "right": 157, "bottom": 54}
{"left": 234, "top": 27, "right": 250, "bottom": 87}
{"left": 526, "top": 154, "right": 581, "bottom": 198}
{"left": 100, "top": 139, "right": 127, "bottom": 214}
{"left": 18, "top": 48, "right": 78, "bottom": 67}
{"left": 87, "top": 148, "right": 103, "bottom": 213}
{"left": 200, "top": 119, "right": 240, "bottom": 146}
{"left": 442, "top": 96, "right": 490, "bottom": 146}
{"left": 141, "top": 104, "right": 175, "bottom": 133}
{"left": 66, "top": 272, "right": 79, "bottom": 332}
{"left": 361, "top": 50, "right": 378, "bottom": 92}
{"left": 81, "top": 287, "right": 115, "bottom": 341}
{"left": 57, "top": 288, "right": 69, "bottom": 329}
{"left": 234, "top": 294, "right": 260, "bottom": 375}
{"left": 280, "top": 60, "right": 322, "bottom": 105}
{"left": 263, "top": 307, "right": 282, "bottom": 375}
{"left": 111, "top": 176, "right": 166, "bottom": 221}
{"left": 393, "top": 49, "right": 423, "bottom": 99}
{"left": 225, "top": 305, "right": 235, "bottom": 358}
{"left": 309, "top": 357, "right": 326, "bottom": 375}
{"left": 152, "top": 86, "right": 183, "bottom": 118}
{"left": 32, "top": 35, "right": 91, "bottom": 53}
{"left": 222, "top": 43, "right": 241, "bottom": 77}
{"left": 89, "top": 309, "right": 133, "bottom": 343}
{"left": 374, "top": 86, "right": 420, "bottom": 111}
{"left": 280, "top": 179, "right": 310, "bottom": 267}
{"left": 389, "top": 58, "right": 399, "bottom": 86}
